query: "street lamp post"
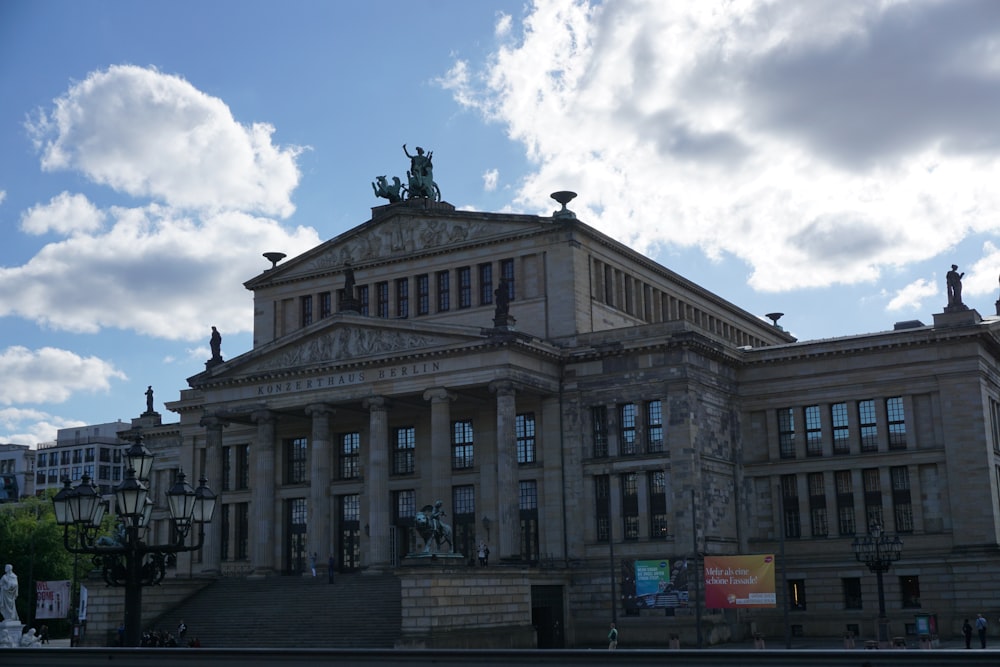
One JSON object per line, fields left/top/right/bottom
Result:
{"left": 851, "top": 521, "right": 903, "bottom": 648}
{"left": 52, "top": 432, "right": 217, "bottom": 647}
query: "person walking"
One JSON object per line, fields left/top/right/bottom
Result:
{"left": 478, "top": 541, "right": 489, "bottom": 567}
{"left": 177, "top": 619, "right": 187, "bottom": 641}
{"left": 976, "top": 613, "right": 988, "bottom": 648}
{"left": 963, "top": 618, "right": 973, "bottom": 649}
{"left": 309, "top": 552, "right": 317, "bottom": 577}
{"left": 327, "top": 554, "right": 336, "bottom": 584}
{"left": 607, "top": 622, "right": 618, "bottom": 649}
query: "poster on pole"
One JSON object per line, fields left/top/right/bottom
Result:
{"left": 35, "top": 580, "right": 71, "bottom": 619}
{"left": 79, "top": 585, "right": 89, "bottom": 621}
{"left": 703, "top": 554, "right": 776, "bottom": 608}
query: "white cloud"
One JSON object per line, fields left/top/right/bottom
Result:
{"left": 0, "top": 346, "right": 127, "bottom": 405}
{"left": 886, "top": 278, "right": 938, "bottom": 312}
{"left": 0, "top": 407, "right": 86, "bottom": 447}
{"left": 483, "top": 168, "right": 499, "bottom": 191}
{"left": 0, "top": 205, "right": 319, "bottom": 339}
{"left": 20, "top": 191, "right": 105, "bottom": 235}
{"left": 447, "top": 0, "right": 1000, "bottom": 293}
{"left": 0, "top": 190, "right": 6, "bottom": 205}
{"left": 26, "top": 64, "right": 303, "bottom": 217}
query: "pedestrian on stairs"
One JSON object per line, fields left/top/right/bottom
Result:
{"left": 310, "top": 553, "right": 317, "bottom": 577}
{"left": 328, "top": 554, "right": 336, "bottom": 584}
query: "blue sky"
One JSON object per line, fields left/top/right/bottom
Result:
{"left": 3, "top": 0, "right": 1000, "bottom": 446}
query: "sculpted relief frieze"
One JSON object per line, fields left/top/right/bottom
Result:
{"left": 251, "top": 328, "right": 438, "bottom": 372}
{"left": 307, "top": 218, "right": 494, "bottom": 270}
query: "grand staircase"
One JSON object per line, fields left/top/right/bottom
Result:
{"left": 150, "top": 572, "right": 402, "bottom": 648}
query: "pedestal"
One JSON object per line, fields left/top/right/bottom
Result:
{"left": 0, "top": 620, "right": 24, "bottom": 648}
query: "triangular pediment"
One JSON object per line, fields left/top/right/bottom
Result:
{"left": 189, "top": 315, "right": 489, "bottom": 387}
{"left": 246, "top": 201, "right": 556, "bottom": 288}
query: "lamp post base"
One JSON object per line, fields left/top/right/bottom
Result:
{"left": 877, "top": 617, "right": 891, "bottom": 649}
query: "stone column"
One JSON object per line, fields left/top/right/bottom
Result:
{"left": 306, "top": 404, "right": 334, "bottom": 568}
{"left": 423, "top": 388, "right": 455, "bottom": 510}
{"left": 363, "top": 397, "right": 390, "bottom": 568}
{"left": 198, "top": 414, "right": 227, "bottom": 574}
{"left": 250, "top": 410, "right": 277, "bottom": 577}
{"left": 490, "top": 380, "right": 519, "bottom": 560}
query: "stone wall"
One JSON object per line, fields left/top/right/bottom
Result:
{"left": 397, "top": 565, "right": 536, "bottom": 648}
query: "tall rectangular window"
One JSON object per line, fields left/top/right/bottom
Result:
{"left": 319, "top": 291, "right": 332, "bottom": 318}
{"left": 416, "top": 274, "right": 429, "bottom": 315}
{"left": 500, "top": 258, "right": 515, "bottom": 301}
{"left": 620, "top": 403, "right": 638, "bottom": 455}
{"left": 778, "top": 408, "right": 796, "bottom": 459}
{"left": 622, "top": 472, "right": 639, "bottom": 540}
{"left": 843, "top": 577, "right": 863, "bottom": 609}
{"left": 479, "top": 263, "right": 493, "bottom": 305}
{"left": 886, "top": 397, "right": 906, "bottom": 450}
{"left": 395, "top": 278, "right": 409, "bottom": 318}
{"left": 519, "top": 479, "right": 539, "bottom": 562}
{"left": 458, "top": 267, "right": 471, "bottom": 308}
{"left": 863, "top": 468, "right": 883, "bottom": 528}
{"left": 452, "top": 420, "right": 474, "bottom": 469}
{"left": 340, "top": 433, "right": 359, "bottom": 480}
{"left": 394, "top": 489, "right": 415, "bottom": 523}
{"left": 991, "top": 398, "right": 1000, "bottom": 453}
{"left": 831, "top": 402, "right": 850, "bottom": 455}
{"left": 789, "top": 579, "right": 806, "bottom": 610}
{"left": 358, "top": 285, "right": 370, "bottom": 316}
{"left": 858, "top": 399, "right": 878, "bottom": 452}
{"left": 516, "top": 413, "right": 536, "bottom": 464}
{"left": 221, "top": 446, "right": 232, "bottom": 492}
{"left": 436, "top": 270, "right": 450, "bottom": 311}
{"left": 237, "top": 444, "right": 250, "bottom": 490}
{"left": 376, "top": 281, "right": 389, "bottom": 318}
{"left": 595, "top": 474, "right": 610, "bottom": 542}
{"left": 782, "top": 474, "right": 800, "bottom": 538}
{"left": 900, "top": 576, "right": 921, "bottom": 609}
{"left": 453, "top": 485, "right": 475, "bottom": 516}
{"left": 592, "top": 406, "right": 608, "bottom": 458}
{"left": 649, "top": 471, "right": 668, "bottom": 538}
{"left": 236, "top": 502, "right": 249, "bottom": 559}
{"left": 285, "top": 437, "right": 308, "bottom": 484}
{"left": 805, "top": 405, "right": 822, "bottom": 457}
{"left": 301, "top": 295, "right": 313, "bottom": 326}
{"left": 393, "top": 426, "right": 415, "bottom": 475}
{"left": 808, "top": 472, "right": 828, "bottom": 537}
{"left": 836, "top": 470, "right": 855, "bottom": 536}
{"left": 647, "top": 400, "right": 664, "bottom": 453}
{"left": 891, "top": 465, "right": 913, "bottom": 533}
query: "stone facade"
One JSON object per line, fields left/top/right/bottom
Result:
{"left": 107, "top": 197, "right": 1000, "bottom": 647}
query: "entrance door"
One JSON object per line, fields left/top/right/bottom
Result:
{"left": 531, "top": 585, "right": 565, "bottom": 648}
{"left": 285, "top": 498, "right": 308, "bottom": 575}
{"left": 338, "top": 494, "right": 360, "bottom": 571}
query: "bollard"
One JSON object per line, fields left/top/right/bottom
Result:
{"left": 843, "top": 632, "right": 856, "bottom": 649}
{"left": 753, "top": 632, "right": 765, "bottom": 649}
{"left": 669, "top": 634, "right": 680, "bottom": 649}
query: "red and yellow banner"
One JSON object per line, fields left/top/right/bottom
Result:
{"left": 703, "top": 554, "right": 776, "bottom": 608}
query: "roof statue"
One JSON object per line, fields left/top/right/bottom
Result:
{"left": 373, "top": 144, "right": 441, "bottom": 203}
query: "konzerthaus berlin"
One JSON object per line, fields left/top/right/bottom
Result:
{"left": 120, "top": 190, "right": 1000, "bottom": 647}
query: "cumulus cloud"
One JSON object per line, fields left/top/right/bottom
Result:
{"left": 26, "top": 64, "right": 303, "bottom": 217}
{"left": 0, "top": 407, "right": 87, "bottom": 447}
{"left": 886, "top": 278, "right": 938, "bottom": 312}
{"left": 445, "top": 0, "right": 1000, "bottom": 293}
{"left": 7, "top": 65, "right": 322, "bottom": 341}
{"left": 0, "top": 346, "right": 127, "bottom": 405}
{"left": 21, "top": 191, "right": 105, "bottom": 235}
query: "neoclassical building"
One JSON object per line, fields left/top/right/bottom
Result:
{"left": 122, "top": 193, "right": 1000, "bottom": 647}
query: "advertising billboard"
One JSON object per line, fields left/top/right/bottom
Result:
{"left": 35, "top": 580, "right": 71, "bottom": 619}
{"left": 622, "top": 558, "right": 691, "bottom": 613}
{"left": 703, "top": 554, "right": 776, "bottom": 608}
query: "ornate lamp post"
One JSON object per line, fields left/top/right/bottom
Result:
{"left": 851, "top": 522, "right": 903, "bottom": 648}
{"left": 52, "top": 432, "right": 217, "bottom": 647}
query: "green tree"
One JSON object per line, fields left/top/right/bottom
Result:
{"left": 0, "top": 493, "right": 97, "bottom": 628}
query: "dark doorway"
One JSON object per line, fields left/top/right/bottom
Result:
{"left": 531, "top": 585, "right": 565, "bottom": 648}
{"left": 339, "top": 494, "right": 361, "bottom": 571}
{"left": 284, "top": 498, "right": 307, "bottom": 575}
